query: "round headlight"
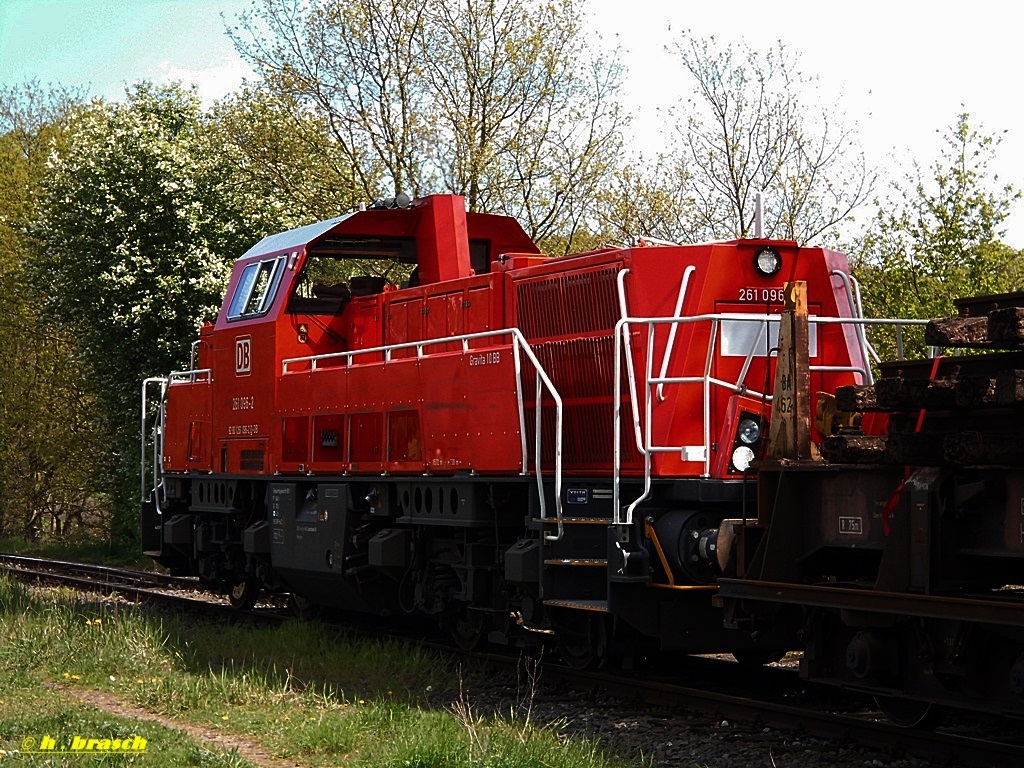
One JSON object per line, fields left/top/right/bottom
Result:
{"left": 738, "top": 418, "right": 761, "bottom": 445}
{"left": 732, "top": 446, "right": 755, "bottom": 472}
{"left": 754, "top": 247, "right": 781, "bottom": 276}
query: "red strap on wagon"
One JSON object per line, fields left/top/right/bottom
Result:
{"left": 881, "top": 355, "right": 944, "bottom": 535}
{"left": 881, "top": 480, "right": 905, "bottom": 536}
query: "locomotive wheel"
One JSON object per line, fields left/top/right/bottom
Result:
{"left": 228, "top": 577, "right": 260, "bottom": 611}
{"left": 874, "top": 695, "right": 943, "bottom": 729}
{"left": 557, "top": 635, "right": 600, "bottom": 670}
{"left": 551, "top": 610, "right": 607, "bottom": 670}
{"left": 448, "top": 606, "right": 485, "bottom": 651}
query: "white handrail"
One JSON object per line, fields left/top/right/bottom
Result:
{"left": 512, "top": 341, "right": 528, "bottom": 475}
{"left": 613, "top": 268, "right": 648, "bottom": 525}
{"left": 831, "top": 269, "right": 870, "bottom": 374}
{"left": 848, "top": 274, "right": 884, "bottom": 363}
{"left": 152, "top": 328, "right": 565, "bottom": 539}
{"left": 168, "top": 368, "right": 212, "bottom": 384}
{"left": 700, "top": 320, "right": 719, "bottom": 477}
{"left": 656, "top": 265, "right": 697, "bottom": 402}
{"left": 285, "top": 328, "right": 531, "bottom": 372}
{"left": 612, "top": 312, "right": 930, "bottom": 525}
{"left": 614, "top": 269, "right": 644, "bottom": 453}
{"left": 140, "top": 377, "right": 168, "bottom": 504}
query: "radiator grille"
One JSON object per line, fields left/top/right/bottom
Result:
{"left": 526, "top": 400, "right": 643, "bottom": 471}
{"left": 515, "top": 265, "right": 620, "bottom": 340}
{"left": 240, "top": 449, "right": 265, "bottom": 471}
{"left": 515, "top": 262, "right": 639, "bottom": 470}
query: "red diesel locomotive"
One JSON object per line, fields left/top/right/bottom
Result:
{"left": 141, "top": 193, "right": 873, "bottom": 663}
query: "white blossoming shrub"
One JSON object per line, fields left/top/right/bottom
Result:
{"left": 32, "top": 82, "right": 290, "bottom": 536}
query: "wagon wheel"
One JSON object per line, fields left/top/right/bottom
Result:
{"left": 228, "top": 577, "right": 260, "bottom": 611}
{"left": 874, "top": 695, "right": 944, "bottom": 729}
{"left": 551, "top": 609, "right": 607, "bottom": 670}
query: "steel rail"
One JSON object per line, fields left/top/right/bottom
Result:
{"left": 0, "top": 553, "right": 199, "bottom": 590}
{"left": 0, "top": 556, "right": 284, "bottom": 625}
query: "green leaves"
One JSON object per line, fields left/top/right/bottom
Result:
{"left": 210, "top": 88, "right": 365, "bottom": 224}
{"left": 852, "top": 113, "right": 1022, "bottom": 359}
{"left": 0, "top": 83, "right": 102, "bottom": 541}
{"left": 37, "top": 85, "right": 220, "bottom": 387}
{"left": 26, "top": 82, "right": 294, "bottom": 538}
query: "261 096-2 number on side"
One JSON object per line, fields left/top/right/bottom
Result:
{"left": 739, "top": 287, "right": 785, "bottom": 303}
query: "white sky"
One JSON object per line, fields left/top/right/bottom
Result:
{"left": 2, "top": 0, "right": 1021, "bottom": 245}
{"left": 590, "top": 0, "right": 1024, "bottom": 244}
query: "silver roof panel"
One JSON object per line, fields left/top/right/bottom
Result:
{"left": 237, "top": 214, "right": 353, "bottom": 261}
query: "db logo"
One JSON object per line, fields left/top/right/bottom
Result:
{"left": 235, "top": 336, "right": 252, "bottom": 376}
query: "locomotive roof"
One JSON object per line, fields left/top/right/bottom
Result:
{"left": 231, "top": 196, "right": 540, "bottom": 285}
{"left": 237, "top": 214, "right": 352, "bottom": 262}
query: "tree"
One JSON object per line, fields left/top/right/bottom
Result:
{"left": 419, "top": 0, "right": 623, "bottom": 248}
{"left": 0, "top": 306, "right": 104, "bottom": 539}
{"left": 227, "top": 0, "right": 623, "bottom": 252}
{"left": 212, "top": 89, "right": 425, "bottom": 281}
{"left": 0, "top": 81, "right": 83, "bottom": 225}
{"left": 856, "top": 112, "right": 1023, "bottom": 315}
{"left": 32, "top": 83, "right": 288, "bottom": 539}
{"left": 853, "top": 113, "right": 1022, "bottom": 357}
{"left": 589, "top": 156, "right": 705, "bottom": 248}
{"left": 0, "top": 82, "right": 104, "bottom": 541}
{"left": 669, "top": 35, "right": 872, "bottom": 244}
{"left": 211, "top": 88, "right": 369, "bottom": 224}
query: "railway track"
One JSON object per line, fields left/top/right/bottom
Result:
{"left": 2, "top": 553, "right": 1020, "bottom": 767}
{"left": 539, "top": 663, "right": 1024, "bottom": 767}
{"left": 0, "top": 552, "right": 285, "bottom": 623}
{"left": 0, "top": 553, "right": 199, "bottom": 590}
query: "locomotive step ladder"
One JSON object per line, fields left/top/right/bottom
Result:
{"left": 540, "top": 507, "right": 615, "bottom": 608}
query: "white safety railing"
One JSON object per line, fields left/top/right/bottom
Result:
{"left": 283, "top": 328, "right": 566, "bottom": 541}
{"left": 140, "top": 377, "right": 168, "bottom": 504}
{"left": 831, "top": 269, "right": 880, "bottom": 379}
{"left": 169, "top": 368, "right": 212, "bottom": 385}
{"left": 141, "top": 369, "right": 211, "bottom": 504}
{"left": 656, "top": 265, "right": 697, "bottom": 402}
{"left": 611, "top": 312, "right": 930, "bottom": 526}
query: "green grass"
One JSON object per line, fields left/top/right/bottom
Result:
{"left": 0, "top": 576, "right": 629, "bottom": 768}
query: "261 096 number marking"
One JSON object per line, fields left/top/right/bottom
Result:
{"left": 739, "top": 287, "right": 785, "bottom": 302}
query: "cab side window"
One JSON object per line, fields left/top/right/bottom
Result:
{"left": 227, "top": 257, "right": 285, "bottom": 320}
